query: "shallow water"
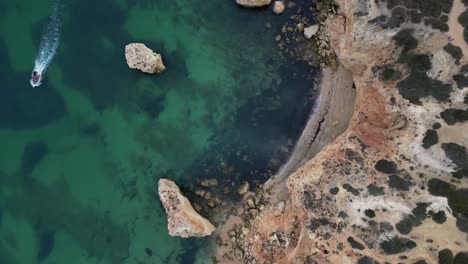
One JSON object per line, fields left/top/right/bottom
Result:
{"left": 0, "top": 0, "right": 317, "bottom": 263}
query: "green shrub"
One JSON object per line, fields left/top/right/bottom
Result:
{"left": 444, "top": 44, "right": 463, "bottom": 62}
{"left": 393, "top": 29, "right": 419, "bottom": 53}
{"left": 441, "top": 108, "right": 468, "bottom": 125}
{"left": 387, "top": 0, "right": 453, "bottom": 18}
{"left": 383, "top": 7, "right": 407, "bottom": 28}
{"left": 382, "top": 68, "right": 396, "bottom": 80}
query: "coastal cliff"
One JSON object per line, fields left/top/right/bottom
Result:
{"left": 217, "top": 0, "right": 468, "bottom": 263}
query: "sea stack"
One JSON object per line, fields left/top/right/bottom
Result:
{"left": 158, "top": 178, "right": 216, "bottom": 238}
{"left": 236, "top": 0, "right": 271, "bottom": 8}
{"left": 273, "top": 1, "right": 285, "bottom": 14}
{"left": 125, "top": 43, "right": 166, "bottom": 74}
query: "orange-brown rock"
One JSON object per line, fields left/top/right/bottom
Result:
{"left": 216, "top": 0, "right": 468, "bottom": 263}
{"left": 158, "top": 179, "right": 216, "bottom": 237}
{"left": 125, "top": 43, "right": 166, "bottom": 74}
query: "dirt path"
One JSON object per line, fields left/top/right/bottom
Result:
{"left": 448, "top": 0, "right": 468, "bottom": 63}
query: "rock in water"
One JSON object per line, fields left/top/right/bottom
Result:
{"left": 304, "top": 25, "right": 319, "bottom": 39}
{"left": 125, "top": 43, "right": 166, "bottom": 74}
{"left": 158, "top": 179, "right": 216, "bottom": 237}
{"left": 236, "top": 0, "right": 271, "bottom": 8}
{"left": 273, "top": 1, "right": 285, "bottom": 14}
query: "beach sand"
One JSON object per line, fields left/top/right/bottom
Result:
{"left": 263, "top": 63, "right": 356, "bottom": 203}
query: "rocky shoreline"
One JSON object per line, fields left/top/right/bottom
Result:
{"left": 213, "top": 0, "right": 468, "bottom": 263}
{"left": 154, "top": 0, "right": 468, "bottom": 263}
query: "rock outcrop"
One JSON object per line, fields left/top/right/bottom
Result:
{"left": 217, "top": 0, "right": 468, "bottom": 263}
{"left": 273, "top": 1, "right": 285, "bottom": 15}
{"left": 236, "top": 0, "right": 271, "bottom": 8}
{"left": 158, "top": 179, "right": 216, "bottom": 237}
{"left": 303, "top": 24, "right": 319, "bottom": 39}
{"left": 125, "top": 43, "right": 166, "bottom": 74}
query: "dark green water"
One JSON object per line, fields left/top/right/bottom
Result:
{"left": 0, "top": 0, "right": 317, "bottom": 263}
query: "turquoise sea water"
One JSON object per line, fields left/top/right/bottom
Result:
{"left": 0, "top": 0, "right": 317, "bottom": 263}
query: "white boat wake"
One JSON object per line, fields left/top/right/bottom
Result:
{"left": 30, "top": 0, "right": 62, "bottom": 88}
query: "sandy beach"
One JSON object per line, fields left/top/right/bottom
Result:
{"left": 263, "top": 63, "right": 356, "bottom": 202}
{"left": 215, "top": 63, "right": 357, "bottom": 262}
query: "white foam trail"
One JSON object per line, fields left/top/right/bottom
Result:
{"left": 31, "top": 0, "right": 62, "bottom": 87}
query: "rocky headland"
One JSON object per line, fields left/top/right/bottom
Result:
{"left": 214, "top": 0, "right": 468, "bottom": 263}
{"left": 158, "top": 179, "right": 216, "bottom": 237}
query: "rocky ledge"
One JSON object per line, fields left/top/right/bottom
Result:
{"left": 158, "top": 179, "right": 216, "bottom": 237}
{"left": 125, "top": 43, "right": 166, "bottom": 74}
{"left": 216, "top": 0, "right": 468, "bottom": 263}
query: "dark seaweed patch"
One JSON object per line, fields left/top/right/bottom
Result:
{"left": 438, "top": 249, "right": 454, "bottom": 264}
{"left": 56, "top": 0, "right": 142, "bottom": 109}
{"left": 21, "top": 141, "right": 48, "bottom": 175}
{"left": 37, "top": 231, "right": 55, "bottom": 261}
{"left": 422, "top": 129, "right": 438, "bottom": 149}
{"left": 139, "top": 94, "right": 165, "bottom": 119}
{"left": 145, "top": 248, "right": 152, "bottom": 256}
{"left": 380, "top": 236, "right": 417, "bottom": 254}
{"left": 388, "top": 175, "right": 413, "bottom": 191}
{"left": 374, "top": 159, "right": 398, "bottom": 174}
{"left": 432, "top": 122, "right": 441, "bottom": 129}
{"left": 81, "top": 123, "right": 101, "bottom": 136}
{"left": 343, "top": 183, "right": 360, "bottom": 196}
{"left": 347, "top": 237, "right": 365, "bottom": 250}
{"left": 440, "top": 109, "right": 468, "bottom": 125}
{"left": 367, "top": 184, "right": 385, "bottom": 196}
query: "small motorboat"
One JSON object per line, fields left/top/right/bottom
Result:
{"left": 30, "top": 68, "right": 44, "bottom": 87}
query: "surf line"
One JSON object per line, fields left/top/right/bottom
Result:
{"left": 30, "top": 0, "right": 62, "bottom": 88}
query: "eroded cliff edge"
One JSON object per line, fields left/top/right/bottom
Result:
{"left": 216, "top": 0, "right": 468, "bottom": 263}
